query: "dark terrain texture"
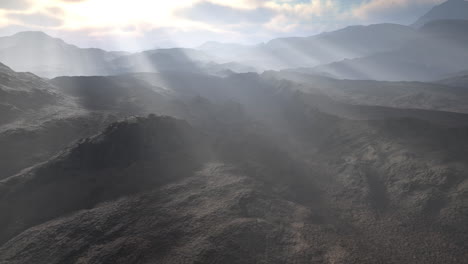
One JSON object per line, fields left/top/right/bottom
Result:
{"left": 1, "top": 110, "right": 467, "bottom": 263}
{"left": 2, "top": 62, "right": 468, "bottom": 262}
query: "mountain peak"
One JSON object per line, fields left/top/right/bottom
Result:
{"left": 0, "top": 62, "right": 14, "bottom": 74}
{"left": 13, "top": 31, "right": 51, "bottom": 38}
{"left": 11, "top": 31, "right": 67, "bottom": 45}
{"left": 413, "top": 0, "right": 468, "bottom": 28}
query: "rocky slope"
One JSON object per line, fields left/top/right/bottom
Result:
{"left": 0, "top": 60, "right": 468, "bottom": 263}
{"left": 0, "top": 104, "right": 467, "bottom": 263}
{"left": 0, "top": 63, "right": 123, "bottom": 179}
{"left": 0, "top": 115, "right": 205, "bottom": 245}
{"left": 0, "top": 62, "right": 61, "bottom": 125}
{"left": 264, "top": 70, "right": 468, "bottom": 115}
{"left": 3, "top": 66, "right": 468, "bottom": 180}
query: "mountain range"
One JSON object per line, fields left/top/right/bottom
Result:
{"left": 1, "top": 0, "right": 468, "bottom": 263}
{"left": 0, "top": 0, "right": 466, "bottom": 81}
{"left": 312, "top": 19, "right": 468, "bottom": 81}
{"left": 1, "top": 66, "right": 468, "bottom": 262}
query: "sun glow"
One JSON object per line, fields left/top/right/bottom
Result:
{"left": 58, "top": 0, "right": 201, "bottom": 31}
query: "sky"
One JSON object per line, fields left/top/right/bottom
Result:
{"left": 0, "top": 0, "right": 446, "bottom": 51}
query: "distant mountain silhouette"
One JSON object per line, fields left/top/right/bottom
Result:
{"left": 198, "top": 24, "right": 418, "bottom": 70}
{"left": 413, "top": 0, "right": 468, "bottom": 28}
{"left": 312, "top": 20, "right": 468, "bottom": 81}
{"left": 420, "top": 19, "right": 468, "bottom": 43}
{"left": 437, "top": 71, "right": 468, "bottom": 88}
{"left": 0, "top": 31, "right": 126, "bottom": 77}
{"left": 0, "top": 32, "right": 253, "bottom": 78}
{"left": 111, "top": 48, "right": 255, "bottom": 75}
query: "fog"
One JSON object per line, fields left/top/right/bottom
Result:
{"left": 1, "top": 0, "right": 468, "bottom": 263}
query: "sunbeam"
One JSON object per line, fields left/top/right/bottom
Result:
{"left": 1, "top": 1, "right": 468, "bottom": 263}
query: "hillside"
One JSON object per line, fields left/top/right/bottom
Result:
{"left": 413, "top": 0, "right": 468, "bottom": 27}
{"left": 0, "top": 62, "right": 61, "bottom": 125}
{"left": 0, "top": 64, "right": 117, "bottom": 179}
{"left": 198, "top": 24, "right": 418, "bottom": 70}
{"left": 312, "top": 19, "right": 468, "bottom": 81}
{"left": 265, "top": 70, "right": 468, "bottom": 115}
{"left": 0, "top": 32, "right": 124, "bottom": 77}
{"left": 2, "top": 67, "right": 467, "bottom": 180}
{"left": 1, "top": 109, "right": 467, "bottom": 263}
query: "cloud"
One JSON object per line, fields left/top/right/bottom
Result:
{"left": 178, "top": 2, "right": 274, "bottom": 24}
{"left": 176, "top": 0, "right": 343, "bottom": 35}
{"left": 0, "top": 0, "right": 30, "bottom": 10}
{"left": 264, "top": 14, "right": 299, "bottom": 32}
{"left": 266, "top": 0, "right": 338, "bottom": 18}
{"left": 7, "top": 13, "right": 63, "bottom": 27}
{"left": 352, "top": 0, "right": 445, "bottom": 23}
{"left": 204, "top": 0, "right": 267, "bottom": 9}
{"left": 0, "top": 0, "right": 450, "bottom": 49}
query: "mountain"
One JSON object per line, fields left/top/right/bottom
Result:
{"left": 264, "top": 24, "right": 418, "bottom": 68}
{"left": 420, "top": 19, "right": 468, "bottom": 43}
{"left": 2, "top": 0, "right": 468, "bottom": 261}
{"left": 1, "top": 60, "right": 468, "bottom": 262}
{"left": 198, "top": 24, "right": 418, "bottom": 70}
{"left": 0, "top": 62, "right": 122, "bottom": 179}
{"left": 198, "top": 41, "right": 251, "bottom": 58}
{"left": 0, "top": 115, "right": 204, "bottom": 245}
{"left": 413, "top": 0, "right": 468, "bottom": 28}
{"left": 0, "top": 32, "right": 254, "bottom": 78}
{"left": 437, "top": 71, "right": 468, "bottom": 88}
{"left": 3, "top": 67, "right": 467, "bottom": 180}
{"left": 1, "top": 107, "right": 468, "bottom": 263}
{"left": 51, "top": 75, "right": 169, "bottom": 113}
{"left": 50, "top": 70, "right": 468, "bottom": 130}
{"left": 312, "top": 19, "right": 468, "bottom": 81}
{"left": 0, "top": 31, "right": 126, "bottom": 78}
{"left": 111, "top": 48, "right": 255, "bottom": 75}
{"left": 0, "top": 62, "right": 61, "bottom": 125}
{"left": 265, "top": 70, "right": 468, "bottom": 115}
